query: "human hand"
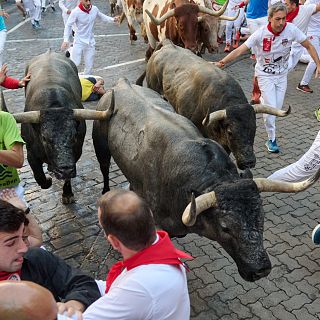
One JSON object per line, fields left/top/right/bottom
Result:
{"left": 114, "top": 15, "right": 120, "bottom": 23}
{"left": 57, "top": 301, "right": 84, "bottom": 320}
{"left": 0, "top": 10, "right": 9, "bottom": 19}
{"left": 0, "top": 188, "right": 27, "bottom": 211}
{"left": 61, "top": 41, "right": 69, "bottom": 50}
{"left": 19, "top": 72, "right": 31, "bottom": 88}
{"left": 213, "top": 61, "right": 225, "bottom": 68}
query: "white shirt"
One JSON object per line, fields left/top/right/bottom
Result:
{"left": 305, "top": 0, "right": 320, "bottom": 36}
{"left": 291, "top": 4, "right": 316, "bottom": 34}
{"left": 59, "top": 0, "right": 78, "bottom": 13}
{"left": 83, "top": 264, "right": 190, "bottom": 320}
{"left": 245, "top": 23, "right": 307, "bottom": 76}
{"left": 63, "top": 6, "right": 114, "bottom": 45}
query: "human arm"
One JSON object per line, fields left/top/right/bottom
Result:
{"left": 97, "top": 11, "right": 119, "bottom": 23}
{"left": 59, "top": 0, "right": 71, "bottom": 14}
{"left": 214, "top": 42, "right": 250, "bottom": 68}
{"left": 62, "top": 10, "right": 77, "bottom": 49}
{"left": 0, "top": 64, "right": 31, "bottom": 89}
{"left": 301, "top": 39, "right": 320, "bottom": 78}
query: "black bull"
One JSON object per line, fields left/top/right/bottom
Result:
{"left": 136, "top": 40, "right": 290, "bottom": 170}
{"left": 92, "top": 78, "right": 318, "bottom": 281}
{"left": 11, "top": 51, "right": 110, "bottom": 204}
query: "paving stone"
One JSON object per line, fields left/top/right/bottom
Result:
{"left": 281, "top": 293, "right": 312, "bottom": 311}
{"left": 292, "top": 307, "right": 318, "bottom": 320}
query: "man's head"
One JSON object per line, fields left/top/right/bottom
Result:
{"left": 80, "top": 0, "right": 91, "bottom": 9}
{"left": 0, "top": 200, "right": 28, "bottom": 272}
{"left": 268, "top": 3, "right": 287, "bottom": 33}
{"left": 0, "top": 281, "right": 58, "bottom": 320}
{"left": 285, "top": 0, "right": 299, "bottom": 12}
{"left": 98, "top": 190, "right": 157, "bottom": 252}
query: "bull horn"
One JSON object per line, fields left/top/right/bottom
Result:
{"left": 219, "top": 10, "right": 240, "bottom": 21}
{"left": 182, "top": 191, "right": 217, "bottom": 226}
{"left": 202, "top": 109, "right": 226, "bottom": 127}
{"left": 73, "top": 90, "right": 115, "bottom": 121}
{"left": 254, "top": 168, "right": 320, "bottom": 193}
{"left": 198, "top": 0, "right": 228, "bottom": 17}
{"left": 12, "top": 111, "right": 40, "bottom": 123}
{"left": 253, "top": 104, "right": 291, "bottom": 117}
{"left": 145, "top": 8, "right": 175, "bottom": 25}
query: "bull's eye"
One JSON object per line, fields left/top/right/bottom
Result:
{"left": 220, "top": 222, "right": 230, "bottom": 233}
{"left": 227, "top": 129, "right": 232, "bottom": 136}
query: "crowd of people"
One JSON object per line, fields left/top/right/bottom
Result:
{"left": 0, "top": 0, "right": 320, "bottom": 318}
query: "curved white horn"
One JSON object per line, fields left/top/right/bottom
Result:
{"left": 253, "top": 104, "right": 291, "bottom": 117}
{"left": 254, "top": 168, "right": 320, "bottom": 193}
{"left": 198, "top": 0, "right": 228, "bottom": 16}
{"left": 219, "top": 9, "right": 240, "bottom": 21}
{"left": 145, "top": 8, "right": 175, "bottom": 25}
{"left": 182, "top": 191, "right": 217, "bottom": 226}
{"left": 202, "top": 109, "right": 226, "bottom": 127}
{"left": 12, "top": 111, "right": 41, "bottom": 123}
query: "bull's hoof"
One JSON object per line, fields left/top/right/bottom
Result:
{"left": 62, "top": 194, "right": 75, "bottom": 204}
{"left": 40, "top": 176, "right": 52, "bottom": 189}
{"left": 130, "top": 35, "right": 138, "bottom": 43}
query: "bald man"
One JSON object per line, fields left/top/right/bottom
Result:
{"left": 83, "top": 189, "right": 192, "bottom": 320}
{"left": 0, "top": 281, "right": 57, "bottom": 320}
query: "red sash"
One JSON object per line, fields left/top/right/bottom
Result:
{"left": 0, "top": 270, "right": 21, "bottom": 281}
{"left": 286, "top": 6, "right": 299, "bottom": 22}
{"left": 79, "top": 3, "right": 92, "bottom": 13}
{"left": 105, "top": 230, "right": 192, "bottom": 293}
{"left": 267, "top": 22, "right": 287, "bottom": 37}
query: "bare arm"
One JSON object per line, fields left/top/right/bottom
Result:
{"left": 0, "top": 142, "right": 24, "bottom": 168}
{"left": 214, "top": 43, "right": 250, "bottom": 68}
{"left": 301, "top": 39, "right": 320, "bottom": 78}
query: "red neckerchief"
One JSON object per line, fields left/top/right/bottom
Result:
{"left": 267, "top": 22, "right": 287, "bottom": 37}
{"left": 286, "top": 5, "right": 299, "bottom": 22}
{"left": 79, "top": 2, "right": 92, "bottom": 13}
{"left": 105, "top": 230, "right": 193, "bottom": 293}
{"left": 0, "top": 270, "right": 21, "bottom": 281}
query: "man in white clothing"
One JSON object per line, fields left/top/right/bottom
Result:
{"left": 23, "top": 0, "right": 42, "bottom": 29}
{"left": 296, "top": 0, "right": 320, "bottom": 93}
{"left": 285, "top": 0, "right": 320, "bottom": 72}
{"left": 215, "top": 2, "right": 320, "bottom": 153}
{"left": 83, "top": 189, "right": 192, "bottom": 320}
{"left": 61, "top": 0, "right": 119, "bottom": 74}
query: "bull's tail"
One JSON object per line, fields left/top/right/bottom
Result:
{"left": 136, "top": 71, "right": 146, "bottom": 86}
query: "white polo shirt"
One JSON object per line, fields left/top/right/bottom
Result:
{"left": 305, "top": 0, "right": 320, "bottom": 37}
{"left": 63, "top": 6, "right": 114, "bottom": 45}
{"left": 245, "top": 23, "right": 307, "bottom": 76}
{"left": 83, "top": 264, "right": 190, "bottom": 320}
{"left": 291, "top": 4, "right": 317, "bottom": 34}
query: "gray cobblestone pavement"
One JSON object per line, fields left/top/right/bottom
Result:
{"left": 2, "top": 0, "right": 320, "bottom": 318}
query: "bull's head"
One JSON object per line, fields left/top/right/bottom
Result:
{"left": 145, "top": 0, "right": 230, "bottom": 53}
{"left": 202, "top": 104, "right": 291, "bottom": 170}
{"left": 181, "top": 169, "right": 320, "bottom": 281}
{"left": 12, "top": 97, "right": 114, "bottom": 179}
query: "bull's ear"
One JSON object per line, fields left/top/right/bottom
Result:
{"left": 170, "top": 2, "right": 176, "bottom": 9}
{"left": 190, "top": 189, "right": 201, "bottom": 198}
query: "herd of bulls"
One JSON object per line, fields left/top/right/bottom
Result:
{"left": 3, "top": 39, "right": 320, "bottom": 283}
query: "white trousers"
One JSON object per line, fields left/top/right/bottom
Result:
{"left": 246, "top": 16, "right": 268, "bottom": 55}
{"left": 71, "top": 42, "right": 95, "bottom": 74}
{"left": 225, "top": 7, "right": 245, "bottom": 44}
{"left": 301, "top": 35, "right": 320, "bottom": 85}
{"left": 24, "top": 0, "right": 41, "bottom": 22}
{"left": 268, "top": 130, "right": 320, "bottom": 182}
{"left": 288, "top": 42, "right": 304, "bottom": 72}
{"left": 0, "top": 30, "right": 7, "bottom": 66}
{"left": 258, "top": 74, "right": 287, "bottom": 142}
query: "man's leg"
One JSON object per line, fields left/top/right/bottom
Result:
{"left": 288, "top": 43, "right": 304, "bottom": 72}
{"left": 268, "top": 130, "right": 320, "bottom": 181}
{"left": 232, "top": 8, "right": 245, "bottom": 49}
{"left": 83, "top": 44, "right": 95, "bottom": 75}
{"left": 70, "top": 42, "right": 83, "bottom": 68}
{"left": 259, "top": 75, "right": 281, "bottom": 152}
{"left": 299, "top": 35, "right": 319, "bottom": 92}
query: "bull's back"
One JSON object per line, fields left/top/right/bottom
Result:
{"left": 25, "top": 52, "right": 81, "bottom": 108}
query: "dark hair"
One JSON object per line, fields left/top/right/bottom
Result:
{"left": 0, "top": 200, "right": 27, "bottom": 233}
{"left": 289, "top": 0, "right": 299, "bottom": 6}
{"left": 98, "top": 190, "right": 156, "bottom": 251}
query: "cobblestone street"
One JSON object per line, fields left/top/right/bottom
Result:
{"left": 2, "top": 0, "right": 320, "bottom": 318}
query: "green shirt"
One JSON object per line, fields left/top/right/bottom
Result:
{"left": 0, "top": 111, "right": 25, "bottom": 188}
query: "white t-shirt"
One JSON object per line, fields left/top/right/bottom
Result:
{"left": 291, "top": 4, "right": 316, "bottom": 34}
{"left": 245, "top": 23, "right": 307, "bottom": 76}
{"left": 83, "top": 264, "right": 190, "bottom": 320}
{"left": 63, "top": 6, "right": 114, "bottom": 45}
{"left": 305, "top": 0, "right": 320, "bottom": 36}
